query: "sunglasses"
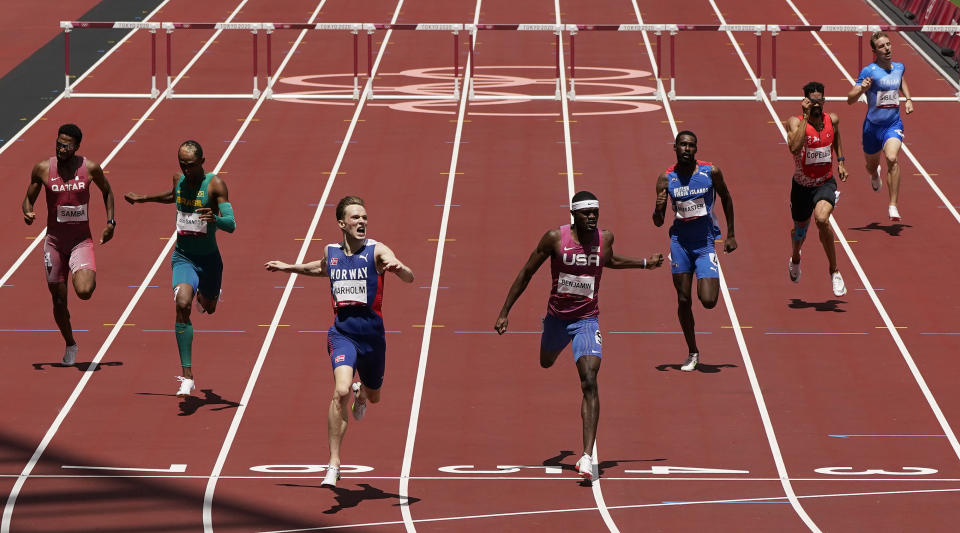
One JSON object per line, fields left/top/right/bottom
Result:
{"left": 56, "top": 141, "right": 76, "bottom": 150}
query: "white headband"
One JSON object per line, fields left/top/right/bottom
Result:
{"left": 571, "top": 199, "right": 599, "bottom": 211}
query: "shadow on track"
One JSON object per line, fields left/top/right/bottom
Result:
{"left": 32, "top": 361, "right": 124, "bottom": 372}
{"left": 655, "top": 363, "right": 738, "bottom": 373}
{"left": 278, "top": 482, "right": 421, "bottom": 514}
{"left": 135, "top": 389, "right": 240, "bottom": 416}
{"left": 788, "top": 298, "right": 847, "bottom": 312}
{"left": 849, "top": 221, "right": 912, "bottom": 236}
{"left": 544, "top": 450, "right": 667, "bottom": 479}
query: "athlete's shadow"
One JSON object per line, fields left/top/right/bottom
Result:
{"left": 32, "top": 361, "right": 123, "bottom": 372}
{"left": 136, "top": 389, "right": 240, "bottom": 416}
{"left": 655, "top": 363, "right": 738, "bottom": 373}
{"left": 788, "top": 298, "right": 847, "bottom": 312}
{"left": 849, "top": 221, "right": 912, "bottom": 236}
{"left": 278, "top": 482, "right": 421, "bottom": 514}
{"left": 544, "top": 450, "right": 666, "bottom": 485}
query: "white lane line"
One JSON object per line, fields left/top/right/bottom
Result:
{"left": 0, "top": 0, "right": 172, "bottom": 158}
{"left": 554, "top": 0, "right": 616, "bottom": 529}
{"left": 200, "top": 2, "right": 407, "bottom": 532}
{"left": 782, "top": 0, "right": 960, "bottom": 226}
{"left": 257, "top": 486, "right": 960, "bottom": 532}
{"left": 0, "top": 2, "right": 256, "bottom": 530}
{"left": 631, "top": 1, "right": 820, "bottom": 531}
{"left": 397, "top": 2, "right": 481, "bottom": 531}
{"left": 714, "top": 0, "right": 960, "bottom": 470}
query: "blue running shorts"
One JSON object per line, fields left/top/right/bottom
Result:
{"left": 862, "top": 117, "right": 904, "bottom": 155}
{"left": 541, "top": 314, "right": 602, "bottom": 361}
{"left": 670, "top": 237, "right": 719, "bottom": 279}
{"left": 327, "top": 326, "right": 386, "bottom": 390}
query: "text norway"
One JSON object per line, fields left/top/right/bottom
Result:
{"left": 330, "top": 268, "right": 369, "bottom": 280}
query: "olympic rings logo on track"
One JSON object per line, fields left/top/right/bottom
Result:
{"left": 275, "top": 66, "right": 662, "bottom": 116}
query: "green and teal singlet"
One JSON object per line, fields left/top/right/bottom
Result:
{"left": 175, "top": 173, "right": 219, "bottom": 255}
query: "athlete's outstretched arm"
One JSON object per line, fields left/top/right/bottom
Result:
{"left": 21, "top": 162, "right": 44, "bottom": 225}
{"left": 830, "top": 113, "right": 848, "bottom": 182}
{"left": 87, "top": 160, "right": 116, "bottom": 244}
{"left": 265, "top": 248, "right": 329, "bottom": 277}
{"left": 603, "top": 231, "right": 664, "bottom": 270}
{"left": 494, "top": 230, "right": 555, "bottom": 334}
{"left": 901, "top": 77, "right": 913, "bottom": 114}
{"left": 652, "top": 173, "right": 669, "bottom": 227}
{"left": 124, "top": 174, "right": 177, "bottom": 205}
{"left": 375, "top": 243, "right": 414, "bottom": 282}
{"left": 711, "top": 166, "right": 737, "bottom": 253}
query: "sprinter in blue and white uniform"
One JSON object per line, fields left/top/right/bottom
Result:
{"left": 653, "top": 131, "right": 737, "bottom": 373}
{"left": 847, "top": 31, "right": 914, "bottom": 221}
{"left": 265, "top": 195, "right": 414, "bottom": 488}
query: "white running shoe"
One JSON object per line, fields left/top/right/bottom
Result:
{"left": 62, "top": 344, "right": 78, "bottom": 366}
{"left": 788, "top": 256, "right": 801, "bottom": 283}
{"left": 871, "top": 167, "right": 882, "bottom": 191}
{"left": 351, "top": 381, "right": 366, "bottom": 421}
{"left": 680, "top": 353, "right": 699, "bottom": 372}
{"left": 831, "top": 271, "right": 847, "bottom": 297}
{"left": 176, "top": 376, "right": 195, "bottom": 398}
{"left": 321, "top": 466, "right": 341, "bottom": 487}
{"left": 888, "top": 205, "right": 901, "bottom": 222}
{"left": 575, "top": 453, "right": 594, "bottom": 481}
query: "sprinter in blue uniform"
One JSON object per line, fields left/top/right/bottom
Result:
{"left": 265, "top": 195, "right": 414, "bottom": 488}
{"left": 653, "top": 131, "right": 736, "bottom": 372}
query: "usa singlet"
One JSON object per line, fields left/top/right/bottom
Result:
{"left": 44, "top": 157, "right": 92, "bottom": 243}
{"left": 666, "top": 160, "right": 720, "bottom": 241}
{"left": 547, "top": 225, "right": 603, "bottom": 320}
{"left": 792, "top": 114, "right": 835, "bottom": 187}
{"left": 327, "top": 239, "right": 385, "bottom": 334}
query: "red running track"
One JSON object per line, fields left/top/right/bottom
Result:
{"left": 2, "top": 0, "right": 960, "bottom": 531}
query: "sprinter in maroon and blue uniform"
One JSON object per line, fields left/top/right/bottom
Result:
{"left": 265, "top": 195, "right": 413, "bottom": 489}
{"left": 654, "top": 131, "right": 736, "bottom": 373}
{"left": 496, "top": 191, "right": 663, "bottom": 482}
{"left": 22, "top": 124, "right": 115, "bottom": 366}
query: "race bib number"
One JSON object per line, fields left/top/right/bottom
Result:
{"left": 557, "top": 272, "right": 595, "bottom": 299}
{"left": 332, "top": 279, "right": 368, "bottom": 305}
{"left": 176, "top": 211, "right": 207, "bottom": 235}
{"left": 804, "top": 145, "right": 832, "bottom": 165}
{"left": 877, "top": 89, "right": 900, "bottom": 108}
{"left": 56, "top": 204, "right": 88, "bottom": 223}
{"left": 674, "top": 197, "right": 707, "bottom": 220}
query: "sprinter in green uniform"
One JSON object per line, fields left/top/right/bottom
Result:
{"left": 124, "top": 140, "right": 236, "bottom": 397}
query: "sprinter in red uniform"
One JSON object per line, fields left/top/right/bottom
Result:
{"left": 784, "top": 82, "right": 849, "bottom": 297}
{"left": 22, "top": 124, "right": 115, "bottom": 366}
{"left": 495, "top": 191, "right": 663, "bottom": 482}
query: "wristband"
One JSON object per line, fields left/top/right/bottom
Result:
{"left": 837, "top": 157, "right": 845, "bottom": 162}
{"left": 107, "top": 219, "right": 117, "bottom": 226}
{"left": 642, "top": 258, "right": 647, "bottom": 269}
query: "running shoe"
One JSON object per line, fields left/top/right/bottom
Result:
{"left": 62, "top": 344, "right": 78, "bottom": 366}
{"left": 788, "top": 256, "right": 801, "bottom": 283}
{"left": 680, "top": 353, "right": 699, "bottom": 372}
{"left": 575, "top": 453, "right": 594, "bottom": 481}
{"left": 176, "top": 376, "right": 195, "bottom": 398}
{"left": 871, "top": 167, "right": 882, "bottom": 192}
{"left": 888, "top": 205, "right": 901, "bottom": 222}
{"left": 321, "top": 466, "right": 341, "bottom": 487}
{"left": 831, "top": 271, "right": 847, "bottom": 297}
{"left": 351, "top": 381, "right": 366, "bottom": 421}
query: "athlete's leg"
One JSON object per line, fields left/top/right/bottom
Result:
{"left": 576, "top": 355, "right": 601, "bottom": 456}
{"left": 47, "top": 282, "right": 75, "bottom": 347}
{"left": 72, "top": 269, "right": 96, "bottom": 301}
{"left": 697, "top": 278, "right": 720, "bottom": 309}
{"left": 813, "top": 200, "right": 838, "bottom": 273}
{"left": 328, "top": 364, "right": 355, "bottom": 469}
{"left": 540, "top": 314, "right": 571, "bottom": 368}
{"left": 195, "top": 252, "right": 223, "bottom": 314}
{"left": 883, "top": 137, "right": 903, "bottom": 206}
{"left": 791, "top": 220, "right": 809, "bottom": 263}
{"left": 174, "top": 283, "right": 195, "bottom": 379}
{"left": 864, "top": 150, "right": 882, "bottom": 183}
{"left": 673, "top": 273, "right": 697, "bottom": 353}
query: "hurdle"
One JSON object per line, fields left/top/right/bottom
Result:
{"left": 60, "top": 21, "right": 162, "bottom": 99}
{"left": 768, "top": 24, "right": 960, "bottom": 102}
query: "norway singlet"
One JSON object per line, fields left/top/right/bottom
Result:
{"left": 45, "top": 156, "right": 92, "bottom": 244}
{"left": 327, "top": 239, "right": 385, "bottom": 336}
{"left": 792, "top": 114, "right": 835, "bottom": 187}
{"left": 547, "top": 225, "right": 602, "bottom": 320}
{"left": 666, "top": 160, "right": 720, "bottom": 241}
